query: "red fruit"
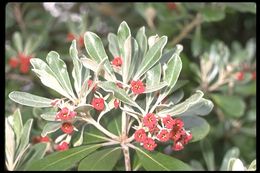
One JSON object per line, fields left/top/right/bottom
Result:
{"left": 162, "top": 115, "right": 175, "bottom": 129}
{"left": 40, "top": 136, "right": 50, "bottom": 142}
{"left": 8, "top": 57, "right": 19, "bottom": 68}
{"left": 182, "top": 132, "right": 192, "bottom": 145}
{"left": 134, "top": 129, "right": 147, "bottom": 143}
{"left": 143, "top": 113, "right": 157, "bottom": 129}
{"left": 157, "top": 129, "right": 170, "bottom": 142}
{"left": 235, "top": 71, "right": 244, "bottom": 81}
{"left": 114, "top": 99, "right": 120, "bottom": 109}
{"left": 61, "top": 122, "right": 74, "bottom": 134}
{"left": 170, "top": 128, "right": 182, "bottom": 142}
{"left": 91, "top": 98, "right": 105, "bottom": 111}
{"left": 172, "top": 141, "right": 184, "bottom": 151}
{"left": 172, "top": 118, "right": 184, "bottom": 129}
{"left": 166, "top": 2, "right": 177, "bottom": 10}
{"left": 130, "top": 80, "right": 145, "bottom": 94}
{"left": 20, "top": 63, "right": 30, "bottom": 73}
{"left": 78, "top": 35, "right": 84, "bottom": 48}
{"left": 67, "top": 33, "right": 76, "bottom": 41}
{"left": 56, "top": 141, "right": 69, "bottom": 151}
{"left": 112, "top": 57, "right": 122, "bottom": 67}
{"left": 251, "top": 71, "right": 256, "bottom": 80}
{"left": 143, "top": 138, "right": 157, "bottom": 151}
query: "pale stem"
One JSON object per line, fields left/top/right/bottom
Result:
{"left": 121, "top": 110, "right": 127, "bottom": 137}
{"left": 101, "top": 141, "right": 120, "bottom": 147}
{"left": 121, "top": 144, "right": 131, "bottom": 171}
{"left": 82, "top": 117, "right": 119, "bottom": 140}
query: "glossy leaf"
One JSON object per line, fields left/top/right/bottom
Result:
{"left": 26, "top": 144, "right": 101, "bottom": 170}
{"left": 164, "top": 50, "right": 182, "bottom": 89}
{"left": 16, "top": 119, "right": 33, "bottom": 158}
{"left": 220, "top": 147, "right": 240, "bottom": 171}
{"left": 70, "top": 40, "right": 82, "bottom": 96}
{"left": 158, "top": 90, "right": 204, "bottom": 116}
{"left": 40, "top": 111, "right": 57, "bottom": 121}
{"left": 181, "top": 115, "right": 210, "bottom": 142}
{"left": 136, "top": 147, "right": 191, "bottom": 171}
{"left": 200, "top": 139, "right": 215, "bottom": 171}
{"left": 13, "top": 109, "right": 23, "bottom": 148}
{"left": 46, "top": 51, "right": 76, "bottom": 99}
{"left": 41, "top": 122, "right": 60, "bottom": 137}
{"left": 108, "top": 33, "right": 120, "bottom": 57}
{"left": 13, "top": 32, "right": 23, "bottom": 52}
{"left": 134, "top": 36, "right": 167, "bottom": 80}
{"left": 99, "top": 81, "right": 138, "bottom": 108}
{"left": 9, "top": 91, "right": 53, "bottom": 108}
{"left": 84, "top": 31, "right": 115, "bottom": 80}
{"left": 211, "top": 94, "right": 245, "bottom": 118}
{"left": 177, "top": 98, "right": 214, "bottom": 116}
{"left": 78, "top": 147, "right": 121, "bottom": 171}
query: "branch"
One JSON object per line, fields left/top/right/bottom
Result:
{"left": 170, "top": 13, "right": 203, "bottom": 45}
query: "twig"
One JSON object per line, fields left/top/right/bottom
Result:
{"left": 170, "top": 13, "right": 203, "bottom": 45}
{"left": 121, "top": 144, "right": 131, "bottom": 171}
{"left": 13, "top": 3, "right": 26, "bottom": 33}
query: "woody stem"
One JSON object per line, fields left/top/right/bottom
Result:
{"left": 121, "top": 144, "right": 131, "bottom": 171}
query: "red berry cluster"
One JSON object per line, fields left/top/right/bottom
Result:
{"left": 54, "top": 107, "right": 77, "bottom": 150}
{"left": 134, "top": 114, "right": 192, "bottom": 151}
{"left": 166, "top": 2, "right": 177, "bottom": 10}
{"left": 111, "top": 56, "right": 123, "bottom": 67}
{"left": 8, "top": 52, "right": 32, "bottom": 73}
{"left": 130, "top": 80, "right": 145, "bottom": 94}
{"left": 66, "top": 32, "right": 84, "bottom": 48}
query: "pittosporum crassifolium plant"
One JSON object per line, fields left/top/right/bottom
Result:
{"left": 8, "top": 21, "right": 213, "bottom": 171}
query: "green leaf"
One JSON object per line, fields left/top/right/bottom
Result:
{"left": 40, "top": 111, "right": 57, "bottom": 121}
{"left": 26, "top": 144, "right": 101, "bottom": 171}
{"left": 41, "top": 122, "right": 60, "bottom": 137}
{"left": 70, "top": 40, "right": 82, "bottom": 97}
{"left": 201, "top": 6, "right": 226, "bottom": 22}
{"left": 12, "top": 109, "right": 23, "bottom": 148}
{"left": 225, "top": 3, "right": 256, "bottom": 14}
{"left": 247, "top": 159, "right": 256, "bottom": 171}
{"left": 192, "top": 25, "right": 201, "bottom": 57}
{"left": 134, "top": 36, "right": 167, "bottom": 79}
{"left": 73, "top": 125, "right": 87, "bottom": 147}
{"left": 211, "top": 94, "right": 246, "bottom": 118}
{"left": 177, "top": 98, "right": 214, "bottom": 116}
{"left": 30, "top": 58, "right": 73, "bottom": 100}
{"left": 164, "top": 49, "right": 182, "bottom": 90}
{"left": 143, "top": 82, "right": 167, "bottom": 93}
{"left": 20, "top": 143, "right": 48, "bottom": 170}
{"left": 9, "top": 91, "right": 53, "bottom": 108}
{"left": 16, "top": 119, "right": 33, "bottom": 158}
{"left": 5, "top": 117, "right": 15, "bottom": 170}
{"left": 136, "top": 147, "right": 191, "bottom": 171}
{"left": 122, "top": 36, "right": 132, "bottom": 82}
{"left": 106, "top": 112, "right": 122, "bottom": 136}
{"left": 128, "top": 38, "right": 139, "bottom": 81}
{"left": 46, "top": 51, "right": 76, "bottom": 99}
{"left": 84, "top": 31, "right": 115, "bottom": 80}
{"left": 146, "top": 63, "right": 161, "bottom": 110}
{"left": 220, "top": 147, "right": 240, "bottom": 171}
{"left": 83, "top": 126, "right": 107, "bottom": 145}
{"left": 158, "top": 90, "right": 204, "bottom": 116}
{"left": 108, "top": 33, "right": 120, "bottom": 58}
{"left": 200, "top": 139, "right": 215, "bottom": 171}
{"left": 136, "top": 26, "right": 147, "bottom": 65}
{"left": 13, "top": 32, "right": 23, "bottom": 52}
{"left": 78, "top": 147, "right": 121, "bottom": 171}
{"left": 181, "top": 115, "right": 210, "bottom": 142}
{"left": 99, "top": 81, "right": 138, "bottom": 108}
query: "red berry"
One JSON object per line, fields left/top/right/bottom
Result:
{"left": 251, "top": 71, "right": 256, "bottom": 80}
{"left": 20, "top": 63, "right": 30, "bottom": 73}
{"left": 172, "top": 141, "right": 184, "bottom": 151}
{"left": 166, "top": 3, "right": 177, "bottom": 10}
{"left": 61, "top": 122, "right": 74, "bottom": 134}
{"left": 235, "top": 71, "right": 244, "bottom": 81}
{"left": 114, "top": 99, "right": 120, "bottom": 109}
{"left": 67, "top": 33, "right": 76, "bottom": 41}
{"left": 162, "top": 115, "right": 175, "bottom": 129}
{"left": 143, "top": 138, "right": 157, "bottom": 151}
{"left": 112, "top": 57, "right": 122, "bottom": 67}
{"left": 78, "top": 35, "right": 84, "bottom": 48}
{"left": 134, "top": 129, "right": 147, "bottom": 143}
{"left": 8, "top": 57, "right": 19, "bottom": 68}
{"left": 130, "top": 80, "right": 145, "bottom": 94}
{"left": 143, "top": 113, "right": 157, "bottom": 129}
{"left": 40, "top": 136, "right": 50, "bottom": 142}
{"left": 56, "top": 141, "right": 69, "bottom": 151}
{"left": 91, "top": 98, "right": 105, "bottom": 111}
{"left": 157, "top": 129, "right": 170, "bottom": 142}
